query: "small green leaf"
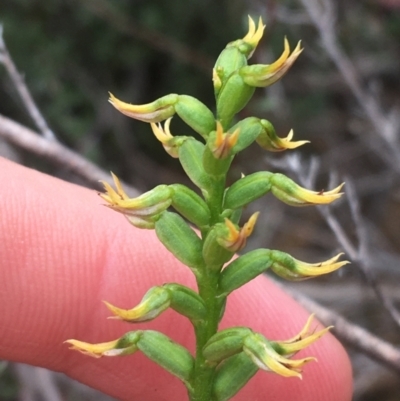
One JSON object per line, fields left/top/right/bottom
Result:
{"left": 155, "top": 211, "right": 203, "bottom": 269}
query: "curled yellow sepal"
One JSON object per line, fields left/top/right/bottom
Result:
{"left": 65, "top": 336, "right": 139, "bottom": 358}
{"left": 99, "top": 173, "right": 172, "bottom": 228}
{"left": 243, "top": 333, "right": 316, "bottom": 379}
{"left": 242, "top": 16, "right": 265, "bottom": 54}
{"left": 293, "top": 253, "right": 350, "bottom": 278}
{"left": 218, "top": 212, "right": 259, "bottom": 252}
{"left": 240, "top": 38, "right": 303, "bottom": 88}
{"left": 257, "top": 125, "right": 309, "bottom": 152}
{"left": 103, "top": 287, "right": 170, "bottom": 323}
{"left": 271, "top": 252, "right": 349, "bottom": 281}
{"left": 272, "top": 314, "right": 333, "bottom": 356}
{"left": 270, "top": 173, "right": 345, "bottom": 206}
{"left": 150, "top": 118, "right": 187, "bottom": 158}
{"left": 108, "top": 92, "right": 178, "bottom": 123}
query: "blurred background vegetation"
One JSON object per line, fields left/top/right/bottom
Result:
{"left": 1, "top": 0, "right": 400, "bottom": 400}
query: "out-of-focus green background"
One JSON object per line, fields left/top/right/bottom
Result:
{"left": 1, "top": 0, "right": 400, "bottom": 400}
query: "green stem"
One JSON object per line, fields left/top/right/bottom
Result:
{"left": 189, "top": 175, "right": 226, "bottom": 401}
{"left": 190, "top": 272, "right": 221, "bottom": 401}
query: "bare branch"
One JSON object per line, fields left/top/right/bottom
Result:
{"left": 271, "top": 153, "right": 400, "bottom": 329}
{"left": 298, "top": 0, "right": 400, "bottom": 172}
{"left": 0, "top": 114, "right": 139, "bottom": 196}
{"left": 280, "top": 283, "right": 400, "bottom": 373}
{"left": 345, "top": 180, "right": 400, "bottom": 327}
{"left": 0, "top": 26, "right": 56, "bottom": 141}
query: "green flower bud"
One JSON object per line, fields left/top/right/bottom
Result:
{"left": 155, "top": 211, "right": 204, "bottom": 270}
{"left": 178, "top": 137, "right": 212, "bottom": 191}
{"left": 104, "top": 286, "right": 171, "bottom": 323}
{"left": 169, "top": 184, "right": 210, "bottom": 228}
{"left": 104, "top": 284, "right": 207, "bottom": 324}
{"left": 243, "top": 333, "right": 313, "bottom": 379}
{"left": 203, "top": 327, "right": 252, "bottom": 364}
{"left": 218, "top": 249, "right": 273, "bottom": 296}
{"left": 213, "top": 17, "right": 265, "bottom": 94}
{"left": 216, "top": 72, "right": 255, "bottom": 129}
{"left": 212, "top": 353, "right": 258, "bottom": 401}
{"left": 138, "top": 330, "right": 194, "bottom": 384}
{"left": 229, "top": 117, "right": 263, "bottom": 154}
{"left": 256, "top": 119, "right": 309, "bottom": 151}
{"left": 109, "top": 93, "right": 214, "bottom": 139}
{"left": 223, "top": 171, "right": 273, "bottom": 210}
{"left": 100, "top": 173, "right": 173, "bottom": 229}
{"left": 165, "top": 283, "right": 207, "bottom": 322}
{"left": 175, "top": 95, "right": 215, "bottom": 139}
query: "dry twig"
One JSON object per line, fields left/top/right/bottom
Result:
{"left": 280, "top": 283, "right": 400, "bottom": 373}
{"left": 297, "top": 0, "right": 400, "bottom": 173}
{"left": 0, "top": 114, "right": 138, "bottom": 195}
{"left": 0, "top": 26, "right": 56, "bottom": 141}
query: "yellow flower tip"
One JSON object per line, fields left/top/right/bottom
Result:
{"left": 242, "top": 211, "right": 260, "bottom": 237}
{"left": 228, "top": 128, "right": 240, "bottom": 148}
{"left": 108, "top": 92, "right": 142, "bottom": 118}
{"left": 108, "top": 92, "right": 177, "bottom": 122}
{"left": 275, "top": 129, "right": 310, "bottom": 150}
{"left": 271, "top": 37, "right": 303, "bottom": 72}
{"left": 294, "top": 253, "right": 349, "bottom": 278}
{"left": 150, "top": 118, "right": 173, "bottom": 144}
{"left": 210, "top": 122, "right": 240, "bottom": 159}
{"left": 111, "top": 172, "right": 128, "bottom": 199}
{"left": 103, "top": 300, "right": 126, "bottom": 320}
{"left": 103, "top": 300, "right": 146, "bottom": 321}
{"left": 297, "top": 182, "right": 345, "bottom": 205}
{"left": 215, "top": 121, "right": 224, "bottom": 147}
{"left": 220, "top": 212, "right": 259, "bottom": 252}
{"left": 100, "top": 181, "right": 121, "bottom": 205}
{"left": 212, "top": 68, "right": 222, "bottom": 90}
{"left": 243, "top": 16, "right": 265, "bottom": 49}
{"left": 224, "top": 218, "right": 240, "bottom": 243}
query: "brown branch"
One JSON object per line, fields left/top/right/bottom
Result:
{"left": 0, "top": 114, "right": 139, "bottom": 196}
{"left": 0, "top": 26, "right": 56, "bottom": 141}
{"left": 298, "top": 0, "right": 400, "bottom": 173}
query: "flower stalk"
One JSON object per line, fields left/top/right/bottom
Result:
{"left": 67, "top": 16, "right": 348, "bottom": 401}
